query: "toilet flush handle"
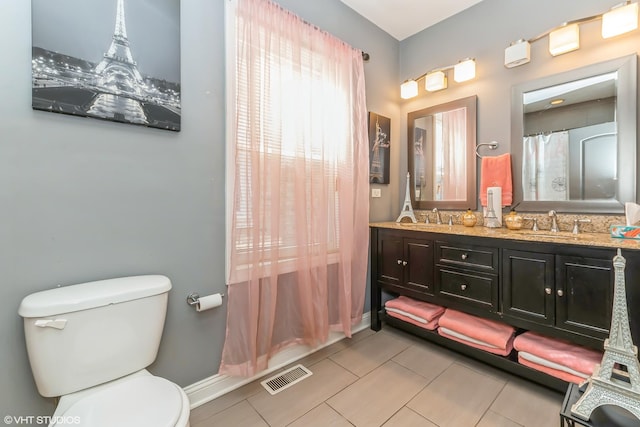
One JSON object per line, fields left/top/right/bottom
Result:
{"left": 34, "top": 319, "right": 67, "bottom": 330}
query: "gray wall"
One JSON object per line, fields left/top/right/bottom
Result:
{"left": 0, "top": 0, "right": 398, "bottom": 419}
{"left": 398, "top": 0, "right": 640, "bottom": 212}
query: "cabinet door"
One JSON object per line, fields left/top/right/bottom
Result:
{"left": 556, "top": 255, "right": 613, "bottom": 339}
{"left": 376, "top": 230, "right": 403, "bottom": 288}
{"left": 404, "top": 238, "right": 434, "bottom": 295}
{"left": 503, "top": 249, "right": 555, "bottom": 325}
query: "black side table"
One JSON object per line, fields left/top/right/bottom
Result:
{"left": 560, "top": 383, "right": 640, "bottom": 426}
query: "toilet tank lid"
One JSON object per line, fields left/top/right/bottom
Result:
{"left": 18, "top": 275, "right": 172, "bottom": 318}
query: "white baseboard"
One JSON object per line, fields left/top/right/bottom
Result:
{"left": 184, "top": 311, "right": 371, "bottom": 408}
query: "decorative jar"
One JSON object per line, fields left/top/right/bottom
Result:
{"left": 462, "top": 209, "right": 477, "bottom": 227}
{"left": 504, "top": 209, "right": 524, "bottom": 230}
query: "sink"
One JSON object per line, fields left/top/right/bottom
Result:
{"left": 517, "top": 232, "right": 589, "bottom": 241}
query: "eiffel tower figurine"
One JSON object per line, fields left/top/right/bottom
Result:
{"left": 571, "top": 248, "right": 640, "bottom": 421}
{"left": 396, "top": 172, "right": 417, "bottom": 223}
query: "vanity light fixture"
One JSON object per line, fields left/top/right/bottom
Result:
{"left": 400, "top": 79, "right": 418, "bottom": 99}
{"left": 425, "top": 71, "right": 447, "bottom": 91}
{"left": 602, "top": 1, "right": 639, "bottom": 38}
{"left": 454, "top": 58, "right": 476, "bottom": 83}
{"left": 504, "top": 1, "right": 639, "bottom": 67}
{"left": 400, "top": 59, "right": 476, "bottom": 99}
{"left": 549, "top": 23, "right": 580, "bottom": 56}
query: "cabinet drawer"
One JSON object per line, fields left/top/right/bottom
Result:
{"left": 437, "top": 267, "right": 497, "bottom": 309}
{"left": 436, "top": 242, "right": 498, "bottom": 271}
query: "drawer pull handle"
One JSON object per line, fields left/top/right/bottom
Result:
{"left": 461, "top": 253, "right": 468, "bottom": 260}
{"left": 545, "top": 287, "right": 552, "bottom": 295}
{"left": 402, "top": 261, "right": 408, "bottom": 266}
{"left": 460, "top": 284, "right": 467, "bottom": 291}
{"left": 557, "top": 289, "right": 564, "bottom": 297}
{"left": 397, "top": 259, "right": 402, "bottom": 265}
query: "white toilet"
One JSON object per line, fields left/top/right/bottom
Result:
{"left": 18, "top": 275, "right": 190, "bottom": 427}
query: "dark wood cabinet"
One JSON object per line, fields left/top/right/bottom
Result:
{"left": 372, "top": 229, "right": 434, "bottom": 330}
{"left": 502, "top": 249, "right": 555, "bottom": 325}
{"left": 436, "top": 241, "right": 499, "bottom": 312}
{"left": 370, "top": 225, "right": 637, "bottom": 390}
{"left": 502, "top": 250, "right": 615, "bottom": 342}
{"left": 555, "top": 255, "right": 613, "bottom": 340}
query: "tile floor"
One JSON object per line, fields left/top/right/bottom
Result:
{"left": 189, "top": 326, "right": 564, "bottom": 427}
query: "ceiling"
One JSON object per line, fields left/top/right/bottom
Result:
{"left": 340, "top": 0, "right": 485, "bottom": 41}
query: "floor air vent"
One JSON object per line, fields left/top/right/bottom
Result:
{"left": 261, "top": 364, "right": 313, "bottom": 395}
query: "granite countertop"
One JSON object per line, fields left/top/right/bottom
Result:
{"left": 370, "top": 221, "right": 640, "bottom": 251}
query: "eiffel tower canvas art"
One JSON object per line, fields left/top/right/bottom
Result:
{"left": 571, "top": 249, "right": 640, "bottom": 421}
{"left": 31, "top": 0, "right": 181, "bottom": 131}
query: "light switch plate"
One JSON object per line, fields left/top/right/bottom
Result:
{"left": 371, "top": 188, "right": 381, "bottom": 198}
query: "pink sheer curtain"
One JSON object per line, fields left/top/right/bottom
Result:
{"left": 220, "top": 0, "right": 370, "bottom": 377}
{"left": 440, "top": 108, "right": 467, "bottom": 200}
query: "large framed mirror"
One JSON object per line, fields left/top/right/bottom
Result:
{"left": 408, "top": 95, "right": 477, "bottom": 210}
{"left": 511, "top": 54, "right": 637, "bottom": 213}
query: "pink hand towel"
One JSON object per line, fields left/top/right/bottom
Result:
{"left": 480, "top": 153, "right": 513, "bottom": 206}
{"left": 385, "top": 296, "right": 445, "bottom": 322}
{"left": 517, "top": 355, "right": 587, "bottom": 384}
{"left": 438, "top": 309, "right": 515, "bottom": 350}
{"left": 513, "top": 331, "right": 602, "bottom": 376}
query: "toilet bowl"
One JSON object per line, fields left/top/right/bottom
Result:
{"left": 18, "top": 276, "right": 191, "bottom": 427}
{"left": 51, "top": 370, "right": 189, "bottom": 427}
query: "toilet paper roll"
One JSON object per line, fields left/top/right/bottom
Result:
{"left": 196, "top": 293, "right": 223, "bottom": 312}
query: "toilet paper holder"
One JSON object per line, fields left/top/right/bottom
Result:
{"left": 186, "top": 292, "right": 225, "bottom": 309}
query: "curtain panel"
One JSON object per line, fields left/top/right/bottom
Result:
{"left": 221, "top": 0, "right": 369, "bottom": 377}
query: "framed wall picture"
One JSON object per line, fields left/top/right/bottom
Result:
{"left": 368, "top": 112, "right": 390, "bottom": 184}
{"left": 31, "top": 0, "right": 181, "bottom": 131}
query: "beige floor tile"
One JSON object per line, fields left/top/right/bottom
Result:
{"left": 392, "top": 341, "right": 455, "bottom": 383}
{"left": 327, "top": 360, "right": 430, "bottom": 427}
{"left": 191, "top": 400, "right": 268, "bottom": 427}
{"left": 329, "top": 329, "right": 411, "bottom": 377}
{"left": 248, "top": 359, "right": 357, "bottom": 427}
{"left": 382, "top": 407, "right": 438, "bottom": 427}
{"left": 287, "top": 403, "right": 353, "bottom": 427}
{"left": 189, "top": 380, "right": 264, "bottom": 424}
{"left": 489, "top": 379, "right": 563, "bottom": 427}
{"left": 407, "top": 362, "right": 506, "bottom": 427}
{"left": 476, "top": 410, "right": 523, "bottom": 427}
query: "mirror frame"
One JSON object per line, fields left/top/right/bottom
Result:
{"left": 511, "top": 54, "right": 637, "bottom": 214}
{"left": 408, "top": 95, "right": 477, "bottom": 210}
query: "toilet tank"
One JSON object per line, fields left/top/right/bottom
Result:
{"left": 18, "top": 275, "right": 172, "bottom": 397}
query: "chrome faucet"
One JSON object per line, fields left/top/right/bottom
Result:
{"left": 572, "top": 218, "right": 592, "bottom": 234}
{"left": 433, "top": 208, "right": 443, "bottom": 225}
{"left": 548, "top": 210, "right": 559, "bottom": 232}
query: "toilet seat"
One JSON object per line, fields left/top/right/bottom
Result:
{"left": 54, "top": 375, "right": 184, "bottom": 427}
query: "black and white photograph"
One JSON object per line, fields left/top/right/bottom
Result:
{"left": 368, "top": 112, "right": 390, "bottom": 184}
{"left": 32, "top": 0, "right": 181, "bottom": 131}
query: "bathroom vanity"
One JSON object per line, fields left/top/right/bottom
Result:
{"left": 370, "top": 222, "right": 640, "bottom": 391}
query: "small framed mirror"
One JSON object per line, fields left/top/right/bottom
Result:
{"left": 408, "top": 95, "right": 477, "bottom": 210}
{"left": 511, "top": 55, "right": 637, "bottom": 213}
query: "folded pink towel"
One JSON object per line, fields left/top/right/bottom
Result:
{"left": 438, "top": 327, "right": 513, "bottom": 356}
{"left": 480, "top": 153, "right": 513, "bottom": 206}
{"left": 513, "top": 332, "right": 602, "bottom": 376}
{"left": 518, "top": 354, "right": 586, "bottom": 384}
{"left": 438, "top": 309, "right": 515, "bottom": 350}
{"left": 385, "top": 296, "right": 445, "bottom": 322}
{"left": 386, "top": 310, "right": 440, "bottom": 330}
